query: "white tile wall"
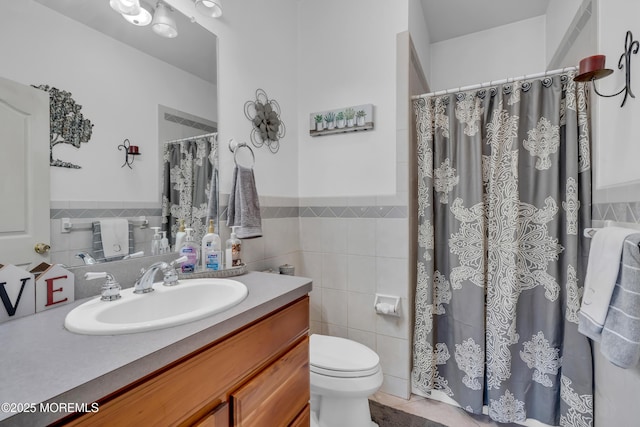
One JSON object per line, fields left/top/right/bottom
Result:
{"left": 347, "top": 219, "right": 376, "bottom": 256}
{"left": 347, "top": 292, "right": 377, "bottom": 332}
{"left": 322, "top": 253, "right": 347, "bottom": 290}
{"left": 321, "top": 288, "right": 348, "bottom": 326}
{"left": 377, "top": 335, "right": 410, "bottom": 379}
{"left": 298, "top": 214, "right": 412, "bottom": 399}
{"left": 347, "top": 255, "right": 377, "bottom": 294}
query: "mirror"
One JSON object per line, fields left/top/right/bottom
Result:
{"left": 0, "top": 1, "right": 218, "bottom": 267}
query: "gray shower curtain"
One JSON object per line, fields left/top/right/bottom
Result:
{"left": 161, "top": 135, "right": 218, "bottom": 246}
{"left": 412, "top": 70, "right": 593, "bottom": 426}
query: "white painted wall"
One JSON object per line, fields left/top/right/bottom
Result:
{"left": 168, "top": 0, "right": 299, "bottom": 198}
{"left": 429, "top": 16, "right": 546, "bottom": 92}
{"left": 589, "top": 2, "right": 640, "bottom": 425}
{"left": 296, "top": 0, "right": 408, "bottom": 198}
{"left": 408, "top": 0, "right": 431, "bottom": 84}
{"left": 553, "top": 9, "right": 595, "bottom": 69}
{"left": 0, "top": 1, "right": 216, "bottom": 203}
{"left": 593, "top": 0, "right": 640, "bottom": 194}
{"left": 546, "top": 0, "right": 585, "bottom": 66}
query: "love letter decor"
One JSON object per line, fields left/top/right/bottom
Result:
{"left": 0, "top": 263, "right": 74, "bottom": 324}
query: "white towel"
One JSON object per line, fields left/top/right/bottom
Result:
{"left": 578, "top": 226, "right": 640, "bottom": 340}
{"left": 99, "top": 219, "right": 129, "bottom": 259}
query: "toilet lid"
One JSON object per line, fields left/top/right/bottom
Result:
{"left": 310, "top": 334, "right": 380, "bottom": 378}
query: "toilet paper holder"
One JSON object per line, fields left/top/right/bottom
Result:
{"left": 374, "top": 294, "right": 401, "bottom": 317}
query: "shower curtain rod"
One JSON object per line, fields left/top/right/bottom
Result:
{"left": 164, "top": 132, "right": 218, "bottom": 144}
{"left": 411, "top": 66, "right": 578, "bottom": 100}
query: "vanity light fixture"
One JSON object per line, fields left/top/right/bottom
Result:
{"left": 118, "top": 139, "right": 141, "bottom": 169}
{"left": 123, "top": 1, "right": 154, "bottom": 26}
{"left": 109, "top": 0, "right": 141, "bottom": 16}
{"left": 194, "top": 0, "right": 223, "bottom": 18}
{"left": 574, "top": 30, "right": 639, "bottom": 107}
{"left": 152, "top": 2, "right": 178, "bottom": 38}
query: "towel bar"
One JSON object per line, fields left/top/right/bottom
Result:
{"left": 584, "top": 220, "right": 640, "bottom": 249}
{"left": 61, "top": 216, "right": 148, "bottom": 233}
{"left": 228, "top": 139, "right": 255, "bottom": 168}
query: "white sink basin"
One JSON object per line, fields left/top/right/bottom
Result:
{"left": 64, "top": 278, "right": 248, "bottom": 335}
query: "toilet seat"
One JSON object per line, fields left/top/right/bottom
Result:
{"left": 310, "top": 334, "right": 380, "bottom": 378}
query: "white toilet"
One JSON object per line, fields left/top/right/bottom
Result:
{"left": 309, "top": 334, "right": 383, "bottom": 427}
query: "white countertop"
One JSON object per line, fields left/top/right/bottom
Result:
{"left": 0, "top": 272, "right": 312, "bottom": 426}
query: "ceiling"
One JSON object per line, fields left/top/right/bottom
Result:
{"left": 420, "top": 0, "right": 550, "bottom": 43}
{"left": 33, "top": 1, "right": 550, "bottom": 84}
{"left": 34, "top": 0, "right": 217, "bottom": 85}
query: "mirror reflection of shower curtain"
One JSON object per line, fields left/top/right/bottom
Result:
{"left": 161, "top": 134, "right": 218, "bottom": 247}
{"left": 412, "top": 71, "right": 593, "bottom": 426}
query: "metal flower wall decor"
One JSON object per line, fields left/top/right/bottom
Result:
{"left": 33, "top": 84, "right": 94, "bottom": 169}
{"left": 244, "top": 89, "right": 285, "bottom": 153}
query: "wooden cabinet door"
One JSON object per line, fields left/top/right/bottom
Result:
{"left": 289, "top": 404, "right": 311, "bottom": 427}
{"left": 60, "top": 298, "right": 309, "bottom": 427}
{"left": 232, "top": 337, "right": 310, "bottom": 426}
{"left": 194, "top": 402, "right": 229, "bottom": 427}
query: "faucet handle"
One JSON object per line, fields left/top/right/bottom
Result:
{"left": 164, "top": 256, "right": 188, "bottom": 286}
{"left": 171, "top": 256, "right": 188, "bottom": 267}
{"left": 85, "top": 272, "right": 122, "bottom": 301}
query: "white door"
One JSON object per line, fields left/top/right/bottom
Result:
{"left": 0, "top": 76, "right": 50, "bottom": 268}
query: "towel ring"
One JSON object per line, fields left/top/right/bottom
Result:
{"left": 229, "top": 139, "right": 255, "bottom": 168}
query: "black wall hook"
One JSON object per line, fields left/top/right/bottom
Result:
{"left": 593, "top": 31, "right": 639, "bottom": 107}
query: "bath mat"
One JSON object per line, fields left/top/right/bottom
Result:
{"left": 369, "top": 399, "right": 447, "bottom": 427}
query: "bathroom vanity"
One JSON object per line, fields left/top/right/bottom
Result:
{"left": 0, "top": 272, "right": 311, "bottom": 426}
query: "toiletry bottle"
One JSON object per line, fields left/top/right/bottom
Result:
{"left": 179, "top": 228, "right": 199, "bottom": 273}
{"left": 202, "top": 220, "right": 222, "bottom": 271}
{"left": 225, "top": 226, "right": 242, "bottom": 268}
{"left": 174, "top": 219, "right": 186, "bottom": 252}
{"left": 150, "top": 227, "right": 161, "bottom": 256}
{"left": 160, "top": 231, "right": 170, "bottom": 254}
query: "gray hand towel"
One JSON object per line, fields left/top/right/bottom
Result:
{"left": 226, "top": 165, "right": 262, "bottom": 239}
{"left": 600, "top": 234, "right": 640, "bottom": 368}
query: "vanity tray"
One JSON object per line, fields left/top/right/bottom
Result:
{"left": 178, "top": 264, "right": 248, "bottom": 280}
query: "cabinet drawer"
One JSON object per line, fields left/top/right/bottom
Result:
{"left": 61, "top": 297, "right": 309, "bottom": 427}
{"left": 194, "top": 402, "right": 229, "bottom": 427}
{"left": 290, "top": 404, "right": 311, "bottom": 427}
{"left": 232, "top": 337, "right": 310, "bottom": 426}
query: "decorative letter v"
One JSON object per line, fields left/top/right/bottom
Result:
{"left": 0, "top": 278, "right": 30, "bottom": 316}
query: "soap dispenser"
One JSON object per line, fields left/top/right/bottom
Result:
{"left": 202, "top": 219, "right": 222, "bottom": 271}
{"left": 225, "top": 226, "right": 242, "bottom": 268}
{"left": 179, "top": 228, "right": 199, "bottom": 273}
{"left": 174, "top": 219, "right": 186, "bottom": 252}
{"left": 150, "top": 227, "right": 162, "bottom": 256}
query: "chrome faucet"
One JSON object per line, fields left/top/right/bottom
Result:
{"left": 133, "top": 256, "right": 187, "bottom": 294}
{"left": 76, "top": 252, "right": 97, "bottom": 265}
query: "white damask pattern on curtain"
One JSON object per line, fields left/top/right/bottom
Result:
{"left": 412, "top": 71, "right": 593, "bottom": 426}
{"left": 161, "top": 135, "right": 217, "bottom": 247}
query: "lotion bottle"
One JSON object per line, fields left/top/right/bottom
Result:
{"left": 174, "top": 219, "right": 186, "bottom": 252}
{"left": 202, "top": 220, "right": 222, "bottom": 271}
{"left": 179, "top": 228, "right": 198, "bottom": 273}
{"left": 225, "top": 226, "right": 242, "bottom": 268}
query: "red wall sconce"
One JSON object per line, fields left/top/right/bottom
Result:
{"left": 117, "top": 138, "right": 141, "bottom": 168}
